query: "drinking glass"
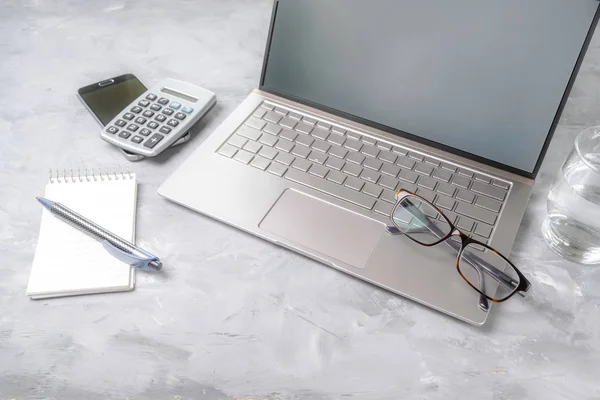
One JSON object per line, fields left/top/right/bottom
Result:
{"left": 542, "top": 126, "right": 600, "bottom": 264}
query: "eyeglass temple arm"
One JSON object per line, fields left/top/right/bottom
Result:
{"left": 396, "top": 203, "right": 519, "bottom": 289}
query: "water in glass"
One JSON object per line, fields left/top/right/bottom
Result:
{"left": 542, "top": 127, "right": 600, "bottom": 264}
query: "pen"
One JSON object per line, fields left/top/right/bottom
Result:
{"left": 36, "top": 196, "right": 162, "bottom": 271}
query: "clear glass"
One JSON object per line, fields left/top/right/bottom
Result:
{"left": 542, "top": 126, "right": 600, "bottom": 264}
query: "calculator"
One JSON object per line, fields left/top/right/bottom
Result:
{"left": 101, "top": 78, "right": 216, "bottom": 157}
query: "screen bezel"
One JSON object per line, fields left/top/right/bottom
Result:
{"left": 78, "top": 73, "right": 147, "bottom": 125}
{"left": 259, "top": 1, "right": 600, "bottom": 179}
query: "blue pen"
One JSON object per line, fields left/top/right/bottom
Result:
{"left": 36, "top": 196, "right": 162, "bottom": 271}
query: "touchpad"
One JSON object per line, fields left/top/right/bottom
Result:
{"left": 259, "top": 189, "right": 384, "bottom": 269}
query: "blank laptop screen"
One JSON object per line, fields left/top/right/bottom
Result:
{"left": 262, "top": 0, "right": 598, "bottom": 175}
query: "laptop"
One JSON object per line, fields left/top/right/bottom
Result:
{"left": 159, "top": 0, "right": 600, "bottom": 325}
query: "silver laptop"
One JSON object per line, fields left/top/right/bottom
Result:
{"left": 159, "top": 0, "right": 600, "bottom": 325}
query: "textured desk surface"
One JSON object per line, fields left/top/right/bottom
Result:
{"left": 1, "top": 1, "right": 600, "bottom": 399}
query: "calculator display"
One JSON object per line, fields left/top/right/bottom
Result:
{"left": 79, "top": 75, "right": 147, "bottom": 126}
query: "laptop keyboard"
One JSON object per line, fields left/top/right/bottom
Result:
{"left": 217, "top": 102, "right": 511, "bottom": 244}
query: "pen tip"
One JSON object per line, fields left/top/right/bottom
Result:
{"left": 36, "top": 196, "right": 55, "bottom": 210}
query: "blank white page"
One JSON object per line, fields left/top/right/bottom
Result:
{"left": 27, "top": 173, "right": 137, "bottom": 298}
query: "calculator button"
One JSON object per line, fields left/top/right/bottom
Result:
{"left": 162, "top": 108, "right": 174, "bottom": 116}
{"left": 122, "top": 113, "right": 134, "bottom": 120}
{"left": 131, "top": 135, "right": 144, "bottom": 144}
{"left": 146, "top": 93, "right": 157, "bottom": 101}
{"left": 138, "top": 100, "right": 150, "bottom": 107}
{"left": 135, "top": 117, "right": 147, "bottom": 125}
{"left": 115, "top": 119, "right": 127, "bottom": 127}
{"left": 174, "top": 112, "right": 186, "bottom": 120}
{"left": 157, "top": 97, "right": 170, "bottom": 105}
{"left": 181, "top": 106, "right": 193, "bottom": 114}
{"left": 106, "top": 126, "right": 119, "bottom": 134}
{"left": 119, "top": 131, "right": 131, "bottom": 139}
{"left": 147, "top": 121, "right": 159, "bottom": 129}
{"left": 139, "top": 128, "right": 152, "bottom": 136}
{"left": 150, "top": 104, "right": 162, "bottom": 111}
{"left": 142, "top": 110, "right": 154, "bottom": 118}
{"left": 169, "top": 102, "right": 181, "bottom": 109}
{"left": 159, "top": 126, "right": 172, "bottom": 134}
{"left": 155, "top": 114, "right": 167, "bottom": 122}
{"left": 167, "top": 119, "right": 179, "bottom": 127}
{"left": 127, "top": 124, "right": 139, "bottom": 132}
{"left": 130, "top": 106, "right": 142, "bottom": 114}
{"left": 144, "top": 133, "right": 164, "bottom": 148}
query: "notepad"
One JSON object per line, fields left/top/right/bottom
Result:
{"left": 27, "top": 169, "right": 137, "bottom": 299}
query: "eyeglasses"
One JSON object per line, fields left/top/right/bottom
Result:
{"left": 386, "top": 189, "right": 530, "bottom": 310}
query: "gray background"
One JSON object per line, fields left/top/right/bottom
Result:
{"left": 263, "top": 0, "right": 598, "bottom": 173}
{"left": 1, "top": 0, "right": 600, "bottom": 399}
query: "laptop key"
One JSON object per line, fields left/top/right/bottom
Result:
{"left": 399, "top": 169, "right": 418, "bottom": 183}
{"left": 363, "top": 182, "right": 383, "bottom": 198}
{"left": 259, "top": 133, "right": 278, "bottom": 147}
{"left": 475, "top": 195, "right": 502, "bottom": 213}
{"left": 263, "top": 122, "right": 282, "bottom": 135}
{"left": 360, "top": 169, "right": 381, "bottom": 184}
{"left": 397, "top": 157, "right": 416, "bottom": 170}
{"left": 342, "top": 162, "right": 363, "bottom": 177}
{"left": 233, "top": 149, "right": 254, "bottom": 164}
{"left": 378, "top": 150, "right": 397, "bottom": 164}
{"left": 253, "top": 108, "right": 267, "bottom": 118}
{"left": 311, "top": 129, "right": 330, "bottom": 141}
{"left": 292, "top": 158, "right": 311, "bottom": 172}
{"left": 457, "top": 168, "right": 474, "bottom": 178}
{"left": 361, "top": 135, "right": 377, "bottom": 145}
{"left": 434, "top": 194, "right": 456, "bottom": 211}
{"left": 243, "top": 141, "right": 262, "bottom": 154}
{"left": 280, "top": 116, "right": 297, "bottom": 129}
{"left": 397, "top": 182, "right": 418, "bottom": 193}
{"left": 441, "top": 162, "right": 457, "bottom": 172}
{"left": 471, "top": 181, "right": 506, "bottom": 201}
{"left": 474, "top": 222, "right": 493, "bottom": 238}
{"left": 302, "top": 117, "right": 317, "bottom": 125}
{"left": 317, "top": 121, "right": 332, "bottom": 130}
{"left": 346, "top": 131, "right": 361, "bottom": 140}
{"left": 456, "top": 202, "right": 497, "bottom": 225}
{"left": 432, "top": 169, "right": 452, "bottom": 182}
{"left": 261, "top": 102, "right": 274, "bottom": 110}
{"left": 417, "top": 176, "right": 437, "bottom": 190}
{"left": 274, "top": 152, "right": 294, "bottom": 166}
{"left": 275, "top": 139, "right": 294, "bottom": 152}
{"left": 456, "top": 189, "right": 475, "bottom": 203}
{"left": 250, "top": 155, "right": 271, "bottom": 171}
{"left": 245, "top": 116, "right": 266, "bottom": 130}
{"left": 378, "top": 142, "right": 392, "bottom": 151}
{"left": 292, "top": 145, "right": 311, "bottom": 158}
{"left": 284, "top": 168, "right": 375, "bottom": 209}
{"left": 475, "top": 173, "right": 491, "bottom": 183}
{"left": 492, "top": 179, "right": 510, "bottom": 190}
{"left": 308, "top": 150, "right": 328, "bottom": 165}
{"left": 392, "top": 146, "right": 408, "bottom": 156}
{"left": 327, "top": 170, "right": 347, "bottom": 185}
{"left": 424, "top": 157, "right": 441, "bottom": 166}
{"left": 237, "top": 125, "right": 262, "bottom": 141}
{"left": 328, "top": 133, "right": 346, "bottom": 147}
{"left": 361, "top": 144, "right": 380, "bottom": 158}
{"left": 381, "top": 163, "right": 400, "bottom": 177}
{"left": 345, "top": 176, "right": 365, "bottom": 191}
{"left": 408, "top": 152, "right": 424, "bottom": 161}
{"left": 325, "top": 156, "right": 345, "bottom": 171}
{"left": 456, "top": 216, "right": 475, "bottom": 232}
{"left": 218, "top": 143, "right": 238, "bottom": 158}
{"left": 274, "top": 106, "right": 288, "bottom": 115}
{"left": 264, "top": 111, "right": 282, "bottom": 124}
{"left": 363, "top": 157, "right": 383, "bottom": 171}
{"left": 380, "top": 189, "right": 397, "bottom": 204}
{"left": 379, "top": 175, "right": 399, "bottom": 190}
{"left": 258, "top": 146, "right": 278, "bottom": 160}
{"left": 267, "top": 162, "right": 288, "bottom": 177}
{"left": 436, "top": 182, "right": 456, "bottom": 197}
{"left": 309, "top": 164, "right": 329, "bottom": 178}
{"left": 311, "top": 138, "right": 331, "bottom": 153}
{"left": 374, "top": 201, "right": 394, "bottom": 216}
{"left": 280, "top": 128, "right": 298, "bottom": 142}
{"left": 345, "top": 152, "right": 366, "bottom": 165}
{"left": 228, "top": 134, "right": 248, "bottom": 148}
{"left": 344, "top": 138, "right": 363, "bottom": 152}
{"left": 296, "top": 122, "right": 314, "bottom": 134}
{"left": 328, "top": 145, "right": 348, "bottom": 159}
{"left": 296, "top": 133, "right": 314, "bottom": 147}
{"left": 416, "top": 187, "right": 436, "bottom": 203}
{"left": 451, "top": 174, "right": 471, "bottom": 189}
{"left": 415, "top": 162, "right": 434, "bottom": 176}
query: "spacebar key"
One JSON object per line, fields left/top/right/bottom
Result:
{"left": 284, "top": 169, "right": 376, "bottom": 210}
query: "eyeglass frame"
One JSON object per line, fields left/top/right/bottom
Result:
{"left": 388, "top": 189, "right": 531, "bottom": 303}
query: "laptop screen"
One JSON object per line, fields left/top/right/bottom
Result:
{"left": 261, "top": 0, "right": 598, "bottom": 176}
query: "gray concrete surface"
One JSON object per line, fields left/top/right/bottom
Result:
{"left": 1, "top": 1, "right": 600, "bottom": 399}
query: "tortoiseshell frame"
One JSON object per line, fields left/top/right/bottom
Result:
{"left": 391, "top": 189, "right": 531, "bottom": 303}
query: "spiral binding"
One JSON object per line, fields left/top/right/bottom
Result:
{"left": 48, "top": 165, "right": 133, "bottom": 184}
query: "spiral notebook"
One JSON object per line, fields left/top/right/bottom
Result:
{"left": 27, "top": 168, "right": 137, "bottom": 299}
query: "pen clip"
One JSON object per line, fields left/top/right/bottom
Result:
{"left": 102, "top": 240, "right": 160, "bottom": 270}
